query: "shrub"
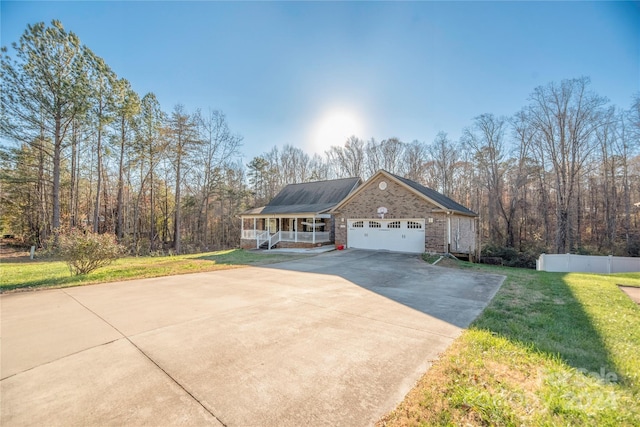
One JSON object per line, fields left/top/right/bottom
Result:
{"left": 481, "top": 244, "right": 540, "bottom": 269}
{"left": 56, "top": 230, "right": 124, "bottom": 275}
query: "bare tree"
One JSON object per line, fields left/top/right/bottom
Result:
{"left": 428, "top": 132, "right": 458, "bottom": 197}
{"left": 326, "top": 136, "right": 365, "bottom": 178}
{"left": 403, "top": 140, "right": 429, "bottom": 184}
{"left": 366, "top": 137, "right": 406, "bottom": 176}
{"left": 194, "top": 109, "right": 242, "bottom": 245}
{"left": 508, "top": 111, "right": 534, "bottom": 249}
{"left": 279, "top": 144, "right": 310, "bottom": 183}
{"left": 463, "top": 114, "right": 508, "bottom": 244}
{"left": 308, "top": 154, "right": 331, "bottom": 181}
{"left": 526, "top": 77, "right": 607, "bottom": 253}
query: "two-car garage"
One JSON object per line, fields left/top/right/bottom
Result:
{"left": 332, "top": 170, "right": 478, "bottom": 255}
{"left": 347, "top": 219, "right": 425, "bottom": 253}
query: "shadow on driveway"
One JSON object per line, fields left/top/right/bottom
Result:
{"left": 263, "top": 249, "right": 505, "bottom": 329}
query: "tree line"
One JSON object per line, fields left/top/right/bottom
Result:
{"left": 2, "top": 21, "right": 639, "bottom": 257}
{"left": 1, "top": 21, "right": 244, "bottom": 254}
{"left": 246, "top": 85, "right": 640, "bottom": 257}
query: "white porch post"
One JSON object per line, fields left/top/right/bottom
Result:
{"left": 294, "top": 217, "right": 298, "bottom": 242}
{"left": 312, "top": 216, "right": 316, "bottom": 244}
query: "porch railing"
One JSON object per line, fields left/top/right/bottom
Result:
{"left": 268, "top": 231, "right": 281, "bottom": 249}
{"left": 280, "top": 231, "right": 296, "bottom": 241}
{"left": 299, "top": 231, "right": 330, "bottom": 242}
{"left": 256, "top": 231, "right": 269, "bottom": 249}
{"left": 246, "top": 230, "right": 331, "bottom": 246}
{"left": 242, "top": 230, "right": 261, "bottom": 239}
{"left": 277, "top": 231, "right": 331, "bottom": 242}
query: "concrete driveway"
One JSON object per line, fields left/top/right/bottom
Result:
{"left": 1, "top": 250, "right": 504, "bottom": 426}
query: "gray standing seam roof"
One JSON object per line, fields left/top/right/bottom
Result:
{"left": 261, "top": 177, "right": 361, "bottom": 214}
{"left": 389, "top": 172, "right": 477, "bottom": 216}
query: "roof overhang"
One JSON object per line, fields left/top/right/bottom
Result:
{"left": 240, "top": 212, "right": 332, "bottom": 219}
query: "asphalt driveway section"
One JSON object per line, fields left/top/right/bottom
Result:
{"left": 1, "top": 250, "right": 504, "bottom": 426}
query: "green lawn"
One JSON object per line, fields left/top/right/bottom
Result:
{"left": 379, "top": 261, "right": 640, "bottom": 426}
{"left": 0, "top": 249, "right": 306, "bottom": 292}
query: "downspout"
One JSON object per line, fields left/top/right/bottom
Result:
{"left": 476, "top": 215, "right": 481, "bottom": 263}
{"left": 445, "top": 211, "right": 452, "bottom": 254}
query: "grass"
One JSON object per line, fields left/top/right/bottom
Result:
{"left": 378, "top": 260, "right": 640, "bottom": 427}
{"left": 0, "top": 249, "right": 306, "bottom": 292}
{"left": 421, "top": 253, "right": 443, "bottom": 264}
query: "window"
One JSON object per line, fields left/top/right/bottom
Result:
{"left": 388, "top": 221, "right": 401, "bottom": 229}
{"left": 352, "top": 221, "right": 364, "bottom": 228}
{"left": 407, "top": 221, "right": 423, "bottom": 229}
{"left": 369, "top": 221, "right": 381, "bottom": 228}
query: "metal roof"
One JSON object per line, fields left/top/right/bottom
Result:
{"left": 260, "top": 177, "right": 361, "bottom": 215}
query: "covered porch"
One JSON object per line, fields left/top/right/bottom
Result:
{"left": 240, "top": 213, "right": 333, "bottom": 249}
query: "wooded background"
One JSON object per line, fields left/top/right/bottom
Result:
{"left": 2, "top": 21, "right": 639, "bottom": 257}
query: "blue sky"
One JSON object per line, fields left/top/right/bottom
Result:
{"left": 2, "top": 1, "right": 639, "bottom": 160}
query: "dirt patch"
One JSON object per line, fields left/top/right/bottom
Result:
{"left": 618, "top": 285, "right": 640, "bottom": 304}
{"left": 0, "top": 239, "right": 33, "bottom": 262}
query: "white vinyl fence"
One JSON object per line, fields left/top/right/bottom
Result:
{"left": 537, "top": 253, "right": 640, "bottom": 274}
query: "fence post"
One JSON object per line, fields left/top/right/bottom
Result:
{"left": 608, "top": 255, "right": 612, "bottom": 274}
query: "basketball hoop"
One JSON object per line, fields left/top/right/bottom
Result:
{"left": 377, "top": 206, "right": 388, "bottom": 219}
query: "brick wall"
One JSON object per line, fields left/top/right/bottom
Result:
{"left": 425, "top": 213, "right": 448, "bottom": 253}
{"left": 240, "top": 239, "right": 257, "bottom": 249}
{"left": 333, "top": 174, "right": 475, "bottom": 253}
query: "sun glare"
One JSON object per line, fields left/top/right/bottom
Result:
{"left": 310, "top": 108, "right": 364, "bottom": 154}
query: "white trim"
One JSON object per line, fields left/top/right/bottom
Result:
{"left": 240, "top": 212, "right": 330, "bottom": 219}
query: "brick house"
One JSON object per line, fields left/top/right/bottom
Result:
{"left": 241, "top": 170, "right": 477, "bottom": 255}
{"left": 332, "top": 170, "right": 477, "bottom": 255}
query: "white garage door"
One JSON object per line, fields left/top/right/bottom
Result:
{"left": 347, "top": 219, "right": 425, "bottom": 253}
